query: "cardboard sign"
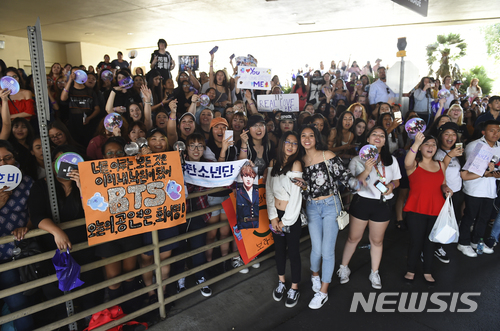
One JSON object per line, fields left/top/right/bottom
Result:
{"left": 224, "top": 178, "right": 274, "bottom": 264}
{"left": 463, "top": 143, "right": 493, "bottom": 176}
{"left": 0, "top": 165, "right": 22, "bottom": 191}
{"left": 257, "top": 94, "right": 300, "bottom": 112}
{"left": 79, "top": 152, "right": 186, "bottom": 246}
{"left": 237, "top": 66, "right": 272, "bottom": 90}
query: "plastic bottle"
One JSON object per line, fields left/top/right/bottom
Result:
{"left": 358, "top": 244, "right": 371, "bottom": 249}
{"left": 477, "top": 238, "right": 484, "bottom": 255}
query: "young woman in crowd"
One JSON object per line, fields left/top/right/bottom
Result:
{"left": 140, "top": 127, "right": 179, "bottom": 305}
{"left": 47, "top": 119, "right": 86, "bottom": 155}
{"left": 311, "top": 114, "right": 330, "bottom": 144}
{"left": 275, "top": 113, "right": 297, "bottom": 140}
{"left": 86, "top": 117, "right": 127, "bottom": 160}
{"left": 403, "top": 133, "right": 451, "bottom": 284}
{"left": 0, "top": 140, "right": 35, "bottom": 331}
{"left": 173, "top": 133, "right": 212, "bottom": 296}
{"left": 377, "top": 113, "right": 402, "bottom": 154}
{"left": 266, "top": 131, "right": 303, "bottom": 308}
{"left": 426, "top": 114, "right": 451, "bottom": 138}
{"left": 446, "top": 104, "right": 468, "bottom": 143}
{"left": 293, "top": 125, "right": 356, "bottom": 309}
{"left": 352, "top": 118, "right": 367, "bottom": 150}
{"left": 230, "top": 111, "right": 247, "bottom": 143}
{"left": 328, "top": 111, "right": 355, "bottom": 163}
{"left": 467, "top": 78, "right": 482, "bottom": 101}
{"left": 209, "top": 53, "right": 231, "bottom": 113}
{"left": 339, "top": 126, "right": 401, "bottom": 289}
{"left": 3, "top": 67, "right": 36, "bottom": 120}
{"left": 238, "top": 114, "right": 276, "bottom": 180}
{"left": 105, "top": 70, "right": 142, "bottom": 114}
{"left": 198, "top": 108, "right": 214, "bottom": 140}
{"left": 94, "top": 137, "right": 143, "bottom": 312}
{"left": 203, "top": 118, "right": 239, "bottom": 270}
{"left": 347, "top": 102, "right": 368, "bottom": 122}
{"left": 48, "top": 63, "right": 62, "bottom": 83}
{"left": 293, "top": 75, "right": 309, "bottom": 112}
{"left": 8, "top": 118, "right": 37, "bottom": 179}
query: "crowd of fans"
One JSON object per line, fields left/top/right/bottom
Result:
{"left": 0, "top": 38, "right": 500, "bottom": 328}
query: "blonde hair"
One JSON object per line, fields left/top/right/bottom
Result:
{"left": 447, "top": 104, "right": 463, "bottom": 126}
{"left": 347, "top": 102, "right": 368, "bottom": 122}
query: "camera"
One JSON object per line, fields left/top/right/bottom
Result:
{"left": 311, "top": 77, "right": 325, "bottom": 85}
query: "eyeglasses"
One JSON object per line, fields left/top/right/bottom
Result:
{"left": 9, "top": 75, "right": 18, "bottom": 79}
{"left": 284, "top": 141, "right": 298, "bottom": 146}
{"left": 225, "top": 111, "right": 234, "bottom": 115}
{"left": 182, "top": 84, "right": 190, "bottom": 87}
{"left": 188, "top": 144, "right": 204, "bottom": 151}
{"left": 50, "top": 132, "right": 63, "bottom": 139}
{"left": 252, "top": 124, "right": 265, "bottom": 129}
{"left": 0, "top": 154, "right": 14, "bottom": 163}
{"left": 106, "top": 151, "right": 125, "bottom": 157}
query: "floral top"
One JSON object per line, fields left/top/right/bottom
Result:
{"left": 302, "top": 155, "right": 353, "bottom": 201}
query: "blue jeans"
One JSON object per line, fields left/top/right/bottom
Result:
{"left": 0, "top": 267, "right": 34, "bottom": 331}
{"left": 490, "top": 211, "right": 500, "bottom": 242}
{"left": 306, "top": 195, "right": 340, "bottom": 284}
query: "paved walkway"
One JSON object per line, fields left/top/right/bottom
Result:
{"left": 150, "top": 220, "right": 500, "bottom": 331}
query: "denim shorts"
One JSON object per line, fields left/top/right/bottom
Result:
{"left": 208, "top": 195, "right": 229, "bottom": 216}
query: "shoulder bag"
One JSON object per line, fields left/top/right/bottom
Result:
{"left": 323, "top": 151, "right": 349, "bottom": 230}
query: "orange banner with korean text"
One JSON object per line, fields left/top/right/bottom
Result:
{"left": 223, "top": 178, "right": 273, "bottom": 264}
{"left": 79, "top": 152, "right": 186, "bottom": 246}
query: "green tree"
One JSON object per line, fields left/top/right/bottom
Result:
{"left": 482, "top": 24, "right": 500, "bottom": 62}
{"left": 459, "top": 66, "right": 494, "bottom": 96}
{"left": 426, "top": 33, "right": 467, "bottom": 80}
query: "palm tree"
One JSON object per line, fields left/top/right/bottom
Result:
{"left": 426, "top": 33, "right": 467, "bottom": 80}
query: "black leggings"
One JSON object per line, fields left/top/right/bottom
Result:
{"left": 273, "top": 210, "right": 302, "bottom": 284}
{"left": 406, "top": 212, "right": 437, "bottom": 274}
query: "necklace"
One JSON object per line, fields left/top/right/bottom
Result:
{"left": 305, "top": 151, "right": 320, "bottom": 166}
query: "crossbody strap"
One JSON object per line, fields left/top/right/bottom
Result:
{"left": 323, "top": 151, "right": 344, "bottom": 211}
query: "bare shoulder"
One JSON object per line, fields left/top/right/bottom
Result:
{"left": 292, "top": 160, "right": 302, "bottom": 172}
{"left": 324, "top": 150, "right": 336, "bottom": 159}
{"left": 269, "top": 159, "right": 275, "bottom": 168}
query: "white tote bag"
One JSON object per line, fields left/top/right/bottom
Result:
{"left": 429, "top": 195, "right": 459, "bottom": 244}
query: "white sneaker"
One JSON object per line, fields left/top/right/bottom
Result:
{"left": 311, "top": 275, "right": 321, "bottom": 293}
{"left": 196, "top": 277, "right": 212, "bottom": 297}
{"left": 369, "top": 270, "right": 382, "bottom": 289}
{"left": 177, "top": 277, "right": 187, "bottom": 293}
{"left": 457, "top": 244, "right": 477, "bottom": 257}
{"left": 232, "top": 256, "right": 249, "bottom": 273}
{"left": 337, "top": 265, "right": 351, "bottom": 284}
{"left": 251, "top": 258, "right": 260, "bottom": 269}
{"left": 471, "top": 242, "right": 494, "bottom": 254}
{"left": 308, "top": 291, "right": 328, "bottom": 309}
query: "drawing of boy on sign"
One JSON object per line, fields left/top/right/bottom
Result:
{"left": 236, "top": 164, "right": 259, "bottom": 230}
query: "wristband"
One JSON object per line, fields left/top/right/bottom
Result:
{"left": 410, "top": 147, "right": 416, "bottom": 154}
{"left": 161, "top": 102, "right": 164, "bottom": 107}
{"left": 51, "top": 101, "right": 56, "bottom": 105}
{"left": 249, "top": 102, "right": 255, "bottom": 106}
{"left": 144, "top": 102, "right": 152, "bottom": 105}
{"left": 169, "top": 116, "right": 176, "bottom": 121}
{"left": 63, "top": 88, "right": 69, "bottom": 93}
{"left": 240, "top": 148, "right": 248, "bottom": 152}
{"left": 391, "top": 182, "right": 396, "bottom": 189}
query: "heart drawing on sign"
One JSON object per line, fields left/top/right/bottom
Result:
{"left": 246, "top": 69, "right": 251, "bottom": 73}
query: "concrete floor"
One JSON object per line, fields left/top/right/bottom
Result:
{"left": 149, "top": 220, "right": 500, "bottom": 331}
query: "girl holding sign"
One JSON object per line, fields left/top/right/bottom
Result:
{"left": 209, "top": 52, "right": 231, "bottom": 113}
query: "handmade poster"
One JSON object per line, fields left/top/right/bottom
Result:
{"left": 237, "top": 66, "right": 272, "bottom": 90}
{"left": 462, "top": 143, "right": 493, "bottom": 176}
{"left": 178, "top": 55, "right": 199, "bottom": 71}
{"left": 223, "top": 178, "right": 274, "bottom": 265}
{"left": 183, "top": 160, "right": 246, "bottom": 187}
{"left": 257, "top": 94, "right": 299, "bottom": 112}
{"left": 235, "top": 55, "right": 258, "bottom": 67}
{"left": 79, "top": 152, "right": 186, "bottom": 246}
{"left": 236, "top": 164, "right": 259, "bottom": 230}
{"left": 0, "top": 165, "right": 22, "bottom": 191}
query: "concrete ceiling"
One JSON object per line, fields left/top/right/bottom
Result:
{"left": 1, "top": 0, "right": 499, "bottom": 50}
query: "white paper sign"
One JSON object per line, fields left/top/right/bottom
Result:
{"left": 237, "top": 66, "right": 272, "bottom": 90}
{"left": 463, "top": 143, "right": 493, "bottom": 176}
{"left": 0, "top": 165, "right": 22, "bottom": 191}
{"left": 183, "top": 160, "right": 247, "bottom": 187}
{"left": 257, "top": 94, "right": 300, "bottom": 112}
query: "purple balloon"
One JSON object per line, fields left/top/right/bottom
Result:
{"left": 0, "top": 76, "right": 20, "bottom": 95}
{"left": 74, "top": 70, "right": 88, "bottom": 84}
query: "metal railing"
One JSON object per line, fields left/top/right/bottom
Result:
{"left": 0, "top": 186, "right": 302, "bottom": 330}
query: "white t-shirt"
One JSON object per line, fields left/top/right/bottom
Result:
{"left": 349, "top": 155, "right": 402, "bottom": 200}
{"left": 434, "top": 149, "right": 462, "bottom": 192}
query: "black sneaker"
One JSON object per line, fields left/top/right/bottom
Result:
{"left": 434, "top": 247, "right": 450, "bottom": 263}
{"left": 285, "top": 288, "right": 300, "bottom": 308}
{"left": 177, "top": 277, "right": 187, "bottom": 293}
{"left": 273, "top": 281, "right": 286, "bottom": 302}
{"left": 196, "top": 277, "right": 212, "bottom": 297}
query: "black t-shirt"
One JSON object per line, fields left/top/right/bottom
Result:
{"left": 111, "top": 59, "right": 129, "bottom": 70}
{"left": 67, "top": 86, "right": 98, "bottom": 116}
{"left": 150, "top": 50, "right": 173, "bottom": 80}
{"left": 104, "top": 89, "right": 142, "bottom": 109}
{"left": 28, "top": 179, "right": 87, "bottom": 252}
{"left": 97, "top": 61, "right": 113, "bottom": 71}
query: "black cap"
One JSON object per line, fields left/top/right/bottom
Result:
{"left": 101, "top": 136, "right": 126, "bottom": 155}
{"left": 438, "top": 121, "right": 459, "bottom": 133}
{"left": 453, "top": 80, "right": 463, "bottom": 85}
{"left": 279, "top": 113, "right": 296, "bottom": 121}
{"left": 147, "top": 127, "right": 167, "bottom": 138}
{"left": 247, "top": 114, "right": 265, "bottom": 128}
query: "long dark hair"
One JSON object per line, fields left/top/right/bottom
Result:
{"left": 311, "top": 113, "right": 331, "bottom": 138}
{"left": 415, "top": 135, "right": 438, "bottom": 162}
{"left": 299, "top": 124, "right": 328, "bottom": 154}
{"left": 364, "top": 126, "right": 393, "bottom": 166}
{"left": 293, "top": 75, "right": 306, "bottom": 94}
{"left": 353, "top": 118, "right": 367, "bottom": 144}
{"left": 4, "top": 67, "right": 25, "bottom": 89}
{"left": 207, "top": 127, "right": 237, "bottom": 161}
{"left": 213, "top": 70, "right": 230, "bottom": 97}
{"left": 9, "top": 118, "right": 35, "bottom": 147}
{"left": 436, "top": 128, "right": 465, "bottom": 166}
{"left": 377, "top": 113, "right": 398, "bottom": 143}
{"left": 334, "top": 111, "right": 354, "bottom": 147}
{"left": 271, "top": 131, "right": 302, "bottom": 177}
{"left": 147, "top": 70, "right": 163, "bottom": 106}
